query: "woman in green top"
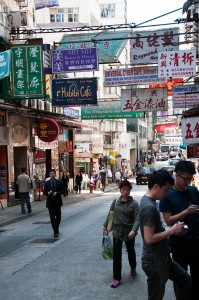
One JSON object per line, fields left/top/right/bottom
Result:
{"left": 103, "top": 180, "right": 139, "bottom": 288}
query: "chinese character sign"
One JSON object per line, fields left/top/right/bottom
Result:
{"left": 130, "top": 28, "right": 179, "bottom": 65}
{"left": 11, "top": 45, "right": 44, "bottom": 98}
{"left": 37, "top": 119, "right": 59, "bottom": 143}
{"left": 121, "top": 88, "right": 167, "bottom": 112}
{"left": 181, "top": 117, "right": 199, "bottom": 144}
{"left": 158, "top": 50, "right": 196, "bottom": 78}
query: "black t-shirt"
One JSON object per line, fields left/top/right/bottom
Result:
{"left": 160, "top": 186, "right": 199, "bottom": 241}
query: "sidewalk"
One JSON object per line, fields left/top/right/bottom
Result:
{"left": 0, "top": 183, "right": 119, "bottom": 228}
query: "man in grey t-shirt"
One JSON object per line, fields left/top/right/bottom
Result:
{"left": 17, "top": 167, "right": 32, "bottom": 214}
{"left": 139, "top": 169, "right": 191, "bottom": 300}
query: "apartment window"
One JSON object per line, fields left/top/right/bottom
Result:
{"left": 50, "top": 8, "right": 79, "bottom": 23}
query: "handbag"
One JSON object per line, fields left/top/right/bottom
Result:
{"left": 107, "top": 210, "right": 114, "bottom": 234}
{"left": 0, "top": 179, "right": 7, "bottom": 195}
{"left": 106, "top": 197, "right": 118, "bottom": 234}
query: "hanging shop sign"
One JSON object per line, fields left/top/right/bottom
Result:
{"left": 52, "top": 48, "right": 98, "bottom": 73}
{"left": 59, "top": 31, "right": 129, "bottom": 63}
{"left": 181, "top": 117, "right": 199, "bottom": 144}
{"left": 173, "top": 85, "right": 199, "bottom": 109}
{"left": 37, "top": 119, "right": 59, "bottom": 143}
{"left": 158, "top": 49, "right": 196, "bottom": 78}
{"left": 81, "top": 101, "right": 144, "bottom": 119}
{"left": 63, "top": 107, "right": 79, "bottom": 119}
{"left": 149, "top": 78, "right": 183, "bottom": 96}
{"left": 130, "top": 28, "right": 179, "bottom": 65}
{"left": 0, "top": 50, "right": 11, "bottom": 80}
{"left": 11, "top": 45, "right": 44, "bottom": 98}
{"left": 52, "top": 77, "right": 98, "bottom": 106}
{"left": 104, "top": 66, "right": 166, "bottom": 87}
{"left": 121, "top": 88, "right": 167, "bottom": 112}
{"left": 35, "top": 0, "right": 59, "bottom": 10}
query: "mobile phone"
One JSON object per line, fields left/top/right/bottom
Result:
{"left": 196, "top": 208, "right": 199, "bottom": 211}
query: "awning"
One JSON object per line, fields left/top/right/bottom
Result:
{"left": 58, "top": 31, "right": 129, "bottom": 63}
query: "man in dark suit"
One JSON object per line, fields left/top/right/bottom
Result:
{"left": 43, "top": 169, "right": 64, "bottom": 238}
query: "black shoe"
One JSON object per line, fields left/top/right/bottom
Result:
{"left": 54, "top": 232, "right": 59, "bottom": 238}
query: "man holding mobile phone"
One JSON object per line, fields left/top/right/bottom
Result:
{"left": 160, "top": 161, "right": 199, "bottom": 300}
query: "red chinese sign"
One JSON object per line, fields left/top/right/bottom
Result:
{"left": 37, "top": 119, "right": 59, "bottom": 142}
{"left": 158, "top": 50, "right": 196, "bottom": 78}
{"left": 181, "top": 117, "right": 199, "bottom": 144}
{"left": 149, "top": 78, "right": 183, "bottom": 96}
{"left": 121, "top": 88, "right": 167, "bottom": 112}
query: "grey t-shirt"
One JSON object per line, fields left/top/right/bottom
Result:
{"left": 139, "top": 195, "right": 170, "bottom": 258}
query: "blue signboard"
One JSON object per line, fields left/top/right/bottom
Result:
{"left": 0, "top": 50, "right": 11, "bottom": 80}
{"left": 52, "top": 77, "right": 98, "bottom": 106}
{"left": 52, "top": 48, "right": 98, "bottom": 73}
{"left": 63, "top": 107, "right": 79, "bottom": 119}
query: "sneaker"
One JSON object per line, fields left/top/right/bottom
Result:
{"left": 130, "top": 268, "right": 137, "bottom": 277}
{"left": 111, "top": 279, "right": 120, "bottom": 288}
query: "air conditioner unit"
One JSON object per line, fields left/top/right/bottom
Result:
{"left": 46, "top": 102, "right": 52, "bottom": 112}
{"left": 38, "top": 100, "right": 44, "bottom": 111}
{"left": 57, "top": 107, "right": 63, "bottom": 114}
{"left": 21, "top": 99, "right": 28, "bottom": 107}
{"left": 30, "top": 99, "right": 37, "bottom": 109}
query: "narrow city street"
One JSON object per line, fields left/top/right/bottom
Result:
{"left": 0, "top": 182, "right": 175, "bottom": 300}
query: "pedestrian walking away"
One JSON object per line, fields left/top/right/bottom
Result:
{"left": 43, "top": 169, "right": 64, "bottom": 238}
{"left": 16, "top": 167, "right": 32, "bottom": 214}
{"left": 62, "top": 171, "right": 69, "bottom": 196}
{"left": 103, "top": 180, "right": 139, "bottom": 288}
{"left": 159, "top": 160, "right": 199, "bottom": 300}
{"left": 139, "top": 169, "right": 191, "bottom": 300}
{"left": 99, "top": 167, "right": 106, "bottom": 191}
{"left": 75, "top": 172, "right": 82, "bottom": 193}
{"left": 114, "top": 170, "right": 121, "bottom": 186}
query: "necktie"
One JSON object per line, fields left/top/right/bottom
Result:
{"left": 51, "top": 180, "right": 55, "bottom": 193}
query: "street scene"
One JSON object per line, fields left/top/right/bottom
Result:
{"left": 0, "top": 0, "right": 199, "bottom": 299}
{"left": 0, "top": 172, "right": 175, "bottom": 300}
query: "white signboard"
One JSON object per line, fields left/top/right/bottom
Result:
{"left": 104, "top": 66, "right": 166, "bottom": 87}
{"left": 181, "top": 117, "right": 199, "bottom": 144}
{"left": 158, "top": 50, "right": 196, "bottom": 78}
{"left": 130, "top": 28, "right": 179, "bottom": 65}
{"left": 173, "top": 85, "right": 199, "bottom": 108}
{"left": 164, "top": 136, "right": 182, "bottom": 145}
{"left": 121, "top": 88, "right": 167, "bottom": 112}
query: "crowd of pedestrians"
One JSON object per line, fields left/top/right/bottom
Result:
{"left": 103, "top": 160, "right": 199, "bottom": 300}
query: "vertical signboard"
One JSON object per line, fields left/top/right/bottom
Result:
{"left": 11, "top": 45, "right": 44, "bottom": 98}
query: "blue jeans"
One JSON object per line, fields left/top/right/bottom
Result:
{"left": 142, "top": 256, "right": 191, "bottom": 300}
{"left": 19, "top": 192, "right": 31, "bottom": 213}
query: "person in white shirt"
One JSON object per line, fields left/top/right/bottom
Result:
{"left": 16, "top": 167, "right": 32, "bottom": 214}
{"left": 115, "top": 170, "right": 121, "bottom": 186}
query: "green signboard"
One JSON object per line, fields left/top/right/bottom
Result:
{"left": 59, "top": 31, "right": 129, "bottom": 63}
{"left": 11, "top": 45, "right": 44, "bottom": 98}
{"left": 81, "top": 101, "right": 145, "bottom": 120}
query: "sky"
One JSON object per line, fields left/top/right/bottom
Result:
{"left": 127, "top": 0, "right": 186, "bottom": 26}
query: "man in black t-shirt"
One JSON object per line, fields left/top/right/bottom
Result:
{"left": 160, "top": 161, "right": 199, "bottom": 300}
{"left": 139, "top": 169, "right": 191, "bottom": 300}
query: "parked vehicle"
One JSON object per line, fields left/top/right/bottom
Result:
{"left": 168, "top": 158, "right": 181, "bottom": 166}
{"left": 136, "top": 166, "right": 155, "bottom": 185}
{"left": 160, "top": 165, "right": 175, "bottom": 172}
{"left": 169, "top": 151, "right": 178, "bottom": 158}
{"left": 156, "top": 152, "right": 168, "bottom": 161}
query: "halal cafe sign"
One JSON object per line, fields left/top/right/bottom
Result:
{"left": 37, "top": 119, "right": 59, "bottom": 142}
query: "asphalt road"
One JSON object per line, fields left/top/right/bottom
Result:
{"left": 0, "top": 179, "right": 175, "bottom": 300}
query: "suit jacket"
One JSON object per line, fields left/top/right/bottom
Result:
{"left": 43, "top": 179, "right": 64, "bottom": 209}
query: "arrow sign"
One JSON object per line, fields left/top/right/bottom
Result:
{"left": 52, "top": 48, "right": 99, "bottom": 73}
